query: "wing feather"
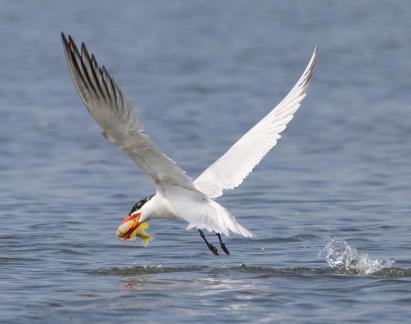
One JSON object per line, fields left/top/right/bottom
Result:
{"left": 194, "top": 47, "right": 318, "bottom": 198}
{"left": 62, "top": 33, "right": 205, "bottom": 199}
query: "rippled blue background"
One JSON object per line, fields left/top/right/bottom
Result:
{"left": 1, "top": 0, "right": 411, "bottom": 322}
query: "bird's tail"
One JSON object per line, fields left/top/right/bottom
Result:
{"left": 185, "top": 200, "right": 254, "bottom": 238}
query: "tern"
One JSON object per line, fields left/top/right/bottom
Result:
{"left": 61, "top": 33, "right": 317, "bottom": 256}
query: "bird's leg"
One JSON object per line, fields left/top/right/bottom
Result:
{"left": 216, "top": 233, "right": 230, "bottom": 256}
{"left": 198, "top": 230, "right": 219, "bottom": 256}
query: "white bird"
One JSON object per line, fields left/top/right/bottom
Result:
{"left": 61, "top": 33, "right": 317, "bottom": 256}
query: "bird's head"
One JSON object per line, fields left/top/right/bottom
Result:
{"left": 116, "top": 195, "right": 154, "bottom": 245}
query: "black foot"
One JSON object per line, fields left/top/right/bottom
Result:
{"left": 207, "top": 243, "right": 219, "bottom": 256}
{"left": 199, "top": 230, "right": 219, "bottom": 256}
{"left": 216, "top": 233, "right": 230, "bottom": 256}
{"left": 220, "top": 243, "right": 230, "bottom": 256}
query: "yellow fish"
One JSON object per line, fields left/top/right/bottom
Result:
{"left": 128, "top": 222, "right": 153, "bottom": 247}
{"left": 116, "top": 215, "right": 153, "bottom": 247}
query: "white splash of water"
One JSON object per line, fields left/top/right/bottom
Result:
{"left": 323, "top": 238, "right": 395, "bottom": 274}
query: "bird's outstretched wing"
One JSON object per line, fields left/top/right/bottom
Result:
{"left": 62, "top": 33, "right": 205, "bottom": 199}
{"left": 194, "top": 47, "right": 318, "bottom": 198}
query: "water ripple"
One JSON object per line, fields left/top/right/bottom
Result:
{"left": 92, "top": 263, "right": 411, "bottom": 278}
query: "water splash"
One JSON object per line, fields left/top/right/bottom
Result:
{"left": 323, "top": 238, "right": 395, "bottom": 274}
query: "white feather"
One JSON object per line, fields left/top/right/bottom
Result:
{"left": 194, "top": 47, "right": 318, "bottom": 198}
{"left": 61, "top": 34, "right": 204, "bottom": 200}
{"left": 62, "top": 33, "right": 317, "bottom": 237}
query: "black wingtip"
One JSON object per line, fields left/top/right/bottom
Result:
{"left": 68, "top": 34, "right": 75, "bottom": 46}
{"left": 80, "top": 42, "right": 88, "bottom": 58}
{"left": 90, "top": 54, "right": 98, "bottom": 67}
{"left": 61, "top": 32, "right": 68, "bottom": 44}
{"left": 81, "top": 42, "right": 97, "bottom": 67}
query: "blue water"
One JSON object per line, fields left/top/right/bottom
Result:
{"left": 1, "top": 0, "right": 411, "bottom": 322}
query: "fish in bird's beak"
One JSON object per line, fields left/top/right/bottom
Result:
{"left": 116, "top": 212, "right": 153, "bottom": 246}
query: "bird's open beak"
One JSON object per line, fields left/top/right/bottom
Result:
{"left": 116, "top": 213, "right": 141, "bottom": 240}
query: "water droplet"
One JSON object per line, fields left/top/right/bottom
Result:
{"left": 322, "top": 238, "right": 395, "bottom": 274}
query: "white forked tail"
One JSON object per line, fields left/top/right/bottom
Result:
{"left": 185, "top": 200, "right": 254, "bottom": 237}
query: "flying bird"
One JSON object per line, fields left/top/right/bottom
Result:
{"left": 61, "top": 33, "right": 317, "bottom": 256}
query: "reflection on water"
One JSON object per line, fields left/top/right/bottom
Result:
{"left": 121, "top": 277, "right": 147, "bottom": 290}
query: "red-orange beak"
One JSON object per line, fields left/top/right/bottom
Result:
{"left": 116, "top": 212, "right": 141, "bottom": 240}
{"left": 120, "top": 213, "right": 140, "bottom": 224}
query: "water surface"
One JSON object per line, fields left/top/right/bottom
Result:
{"left": 1, "top": 0, "right": 411, "bottom": 322}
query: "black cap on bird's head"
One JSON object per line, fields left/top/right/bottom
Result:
{"left": 128, "top": 194, "right": 154, "bottom": 216}
{"left": 116, "top": 194, "right": 154, "bottom": 240}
